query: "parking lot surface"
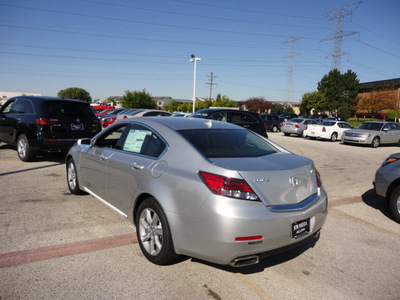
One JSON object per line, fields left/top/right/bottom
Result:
{"left": 1, "top": 134, "right": 399, "bottom": 300}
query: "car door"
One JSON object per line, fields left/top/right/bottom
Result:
{"left": 228, "top": 111, "right": 261, "bottom": 134}
{"left": 390, "top": 123, "right": 400, "bottom": 144}
{"left": 0, "top": 99, "right": 18, "bottom": 143}
{"left": 105, "top": 123, "right": 167, "bottom": 213}
{"left": 381, "top": 123, "right": 395, "bottom": 144}
{"left": 79, "top": 124, "right": 129, "bottom": 200}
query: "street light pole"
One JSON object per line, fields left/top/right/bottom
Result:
{"left": 190, "top": 54, "right": 201, "bottom": 113}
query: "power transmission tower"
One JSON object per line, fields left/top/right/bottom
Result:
{"left": 321, "top": 1, "right": 362, "bottom": 71}
{"left": 207, "top": 72, "right": 217, "bottom": 100}
{"left": 284, "top": 37, "right": 302, "bottom": 102}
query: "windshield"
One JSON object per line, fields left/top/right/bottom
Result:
{"left": 357, "top": 122, "right": 383, "bottom": 131}
{"left": 178, "top": 129, "right": 278, "bottom": 158}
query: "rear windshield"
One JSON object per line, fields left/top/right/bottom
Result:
{"left": 289, "top": 118, "right": 303, "bottom": 123}
{"left": 178, "top": 129, "right": 278, "bottom": 158}
{"left": 321, "top": 121, "right": 335, "bottom": 126}
{"left": 43, "top": 101, "right": 95, "bottom": 119}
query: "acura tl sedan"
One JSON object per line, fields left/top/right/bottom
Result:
{"left": 66, "top": 117, "right": 328, "bottom": 267}
{"left": 342, "top": 121, "right": 400, "bottom": 148}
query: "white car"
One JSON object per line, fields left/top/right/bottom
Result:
{"left": 304, "top": 120, "right": 353, "bottom": 142}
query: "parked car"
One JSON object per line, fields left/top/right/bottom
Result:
{"left": 0, "top": 96, "right": 101, "bottom": 161}
{"left": 191, "top": 108, "right": 268, "bottom": 137}
{"left": 281, "top": 118, "right": 319, "bottom": 137}
{"left": 374, "top": 153, "right": 400, "bottom": 223}
{"left": 66, "top": 117, "right": 327, "bottom": 266}
{"left": 342, "top": 121, "right": 400, "bottom": 148}
{"left": 303, "top": 120, "right": 353, "bottom": 141}
{"left": 95, "top": 107, "right": 116, "bottom": 116}
{"left": 116, "top": 109, "right": 172, "bottom": 120}
{"left": 98, "top": 108, "right": 127, "bottom": 128}
{"left": 260, "top": 114, "right": 280, "bottom": 132}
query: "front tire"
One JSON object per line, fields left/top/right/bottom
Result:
{"left": 17, "top": 134, "right": 36, "bottom": 162}
{"left": 67, "top": 158, "right": 84, "bottom": 195}
{"left": 389, "top": 186, "right": 400, "bottom": 223}
{"left": 371, "top": 137, "right": 380, "bottom": 148}
{"left": 136, "top": 197, "right": 178, "bottom": 265}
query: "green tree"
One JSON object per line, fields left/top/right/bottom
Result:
{"left": 317, "top": 69, "right": 359, "bottom": 116}
{"left": 106, "top": 97, "right": 117, "bottom": 106}
{"left": 121, "top": 89, "right": 156, "bottom": 109}
{"left": 212, "top": 94, "right": 239, "bottom": 108}
{"left": 58, "top": 87, "right": 92, "bottom": 103}
{"left": 166, "top": 100, "right": 180, "bottom": 112}
{"left": 271, "top": 104, "right": 284, "bottom": 114}
{"left": 300, "top": 91, "right": 328, "bottom": 116}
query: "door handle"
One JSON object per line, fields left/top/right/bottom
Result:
{"left": 100, "top": 154, "right": 109, "bottom": 161}
{"left": 131, "top": 162, "right": 144, "bottom": 170}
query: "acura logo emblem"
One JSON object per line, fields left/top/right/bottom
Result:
{"left": 289, "top": 176, "right": 299, "bottom": 187}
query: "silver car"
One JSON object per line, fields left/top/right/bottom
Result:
{"left": 66, "top": 117, "right": 327, "bottom": 267}
{"left": 281, "top": 118, "right": 319, "bottom": 137}
{"left": 116, "top": 109, "right": 172, "bottom": 120}
{"left": 374, "top": 153, "right": 400, "bottom": 223}
{"left": 342, "top": 121, "right": 400, "bottom": 148}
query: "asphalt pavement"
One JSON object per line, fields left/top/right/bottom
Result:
{"left": 0, "top": 134, "right": 399, "bottom": 300}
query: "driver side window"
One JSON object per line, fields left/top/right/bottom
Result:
{"left": 95, "top": 125, "right": 128, "bottom": 149}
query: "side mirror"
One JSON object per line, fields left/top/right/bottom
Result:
{"left": 383, "top": 128, "right": 389, "bottom": 132}
{"left": 77, "top": 138, "right": 91, "bottom": 146}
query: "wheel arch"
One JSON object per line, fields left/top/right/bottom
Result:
{"left": 386, "top": 179, "right": 400, "bottom": 199}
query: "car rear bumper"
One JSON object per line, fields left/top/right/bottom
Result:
{"left": 168, "top": 188, "right": 328, "bottom": 265}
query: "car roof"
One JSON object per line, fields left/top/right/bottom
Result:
{"left": 125, "top": 116, "right": 244, "bottom": 131}
{"left": 197, "top": 108, "right": 258, "bottom": 115}
{"left": 10, "top": 96, "right": 88, "bottom": 104}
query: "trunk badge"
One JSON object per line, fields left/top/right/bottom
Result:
{"left": 254, "top": 178, "right": 270, "bottom": 183}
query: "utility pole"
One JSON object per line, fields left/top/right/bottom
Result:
{"left": 284, "top": 37, "right": 302, "bottom": 102}
{"left": 321, "top": 1, "right": 361, "bottom": 71}
{"left": 207, "top": 72, "right": 217, "bottom": 100}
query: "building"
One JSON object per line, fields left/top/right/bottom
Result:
{"left": 358, "top": 78, "right": 400, "bottom": 108}
{"left": 1, "top": 91, "right": 42, "bottom": 105}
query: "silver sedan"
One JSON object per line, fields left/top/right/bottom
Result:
{"left": 342, "top": 121, "right": 400, "bottom": 148}
{"left": 281, "top": 118, "right": 319, "bottom": 137}
{"left": 66, "top": 117, "right": 327, "bottom": 267}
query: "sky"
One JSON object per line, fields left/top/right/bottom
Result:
{"left": 0, "top": 0, "right": 399, "bottom": 103}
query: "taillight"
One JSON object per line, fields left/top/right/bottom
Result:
{"left": 123, "top": 115, "right": 127, "bottom": 119}
{"left": 305, "top": 125, "right": 308, "bottom": 130}
{"left": 315, "top": 169, "right": 321, "bottom": 187}
{"left": 295, "top": 124, "right": 299, "bottom": 128}
{"left": 199, "top": 171, "right": 259, "bottom": 201}
{"left": 36, "top": 117, "right": 60, "bottom": 125}
{"left": 322, "top": 127, "right": 326, "bottom": 132}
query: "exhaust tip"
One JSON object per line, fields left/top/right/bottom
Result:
{"left": 229, "top": 255, "right": 259, "bottom": 267}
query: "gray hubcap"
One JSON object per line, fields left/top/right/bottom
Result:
{"left": 18, "top": 138, "right": 27, "bottom": 158}
{"left": 68, "top": 163, "right": 77, "bottom": 190}
{"left": 139, "top": 208, "right": 163, "bottom": 256}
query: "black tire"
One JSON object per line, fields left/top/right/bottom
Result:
{"left": 389, "top": 186, "right": 400, "bottom": 223}
{"left": 136, "top": 197, "right": 179, "bottom": 265}
{"left": 272, "top": 125, "right": 278, "bottom": 133}
{"left": 17, "top": 134, "right": 36, "bottom": 162}
{"left": 330, "top": 132, "right": 338, "bottom": 142}
{"left": 371, "top": 136, "right": 380, "bottom": 148}
{"left": 66, "top": 158, "right": 85, "bottom": 195}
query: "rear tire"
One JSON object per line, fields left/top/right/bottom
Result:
{"left": 389, "top": 186, "right": 400, "bottom": 223}
{"left": 272, "top": 125, "right": 278, "bottom": 132}
{"left": 330, "top": 132, "right": 338, "bottom": 142}
{"left": 136, "top": 197, "right": 179, "bottom": 265}
{"left": 17, "top": 134, "right": 36, "bottom": 162}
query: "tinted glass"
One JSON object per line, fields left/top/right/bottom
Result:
{"left": 43, "top": 101, "right": 95, "bottom": 119}
{"left": 122, "top": 124, "right": 165, "bottom": 157}
{"left": 357, "top": 122, "right": 383, "bottom": 131}
{"left": 230, "top": 112, "right": 258, "bottom": 123}
{"left": 321, "top": 121, "right": 335, "bottom": 126}
{"left": 179, "top": 129, "right": 278, "bottom": 158}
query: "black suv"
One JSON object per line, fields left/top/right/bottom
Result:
{"left": 0, "top": 96, "right": 101, "bottom": 161}
{"left": 191, "top": 108, "right": 268, "bottom": 137}
{"left": 260, "top": 114, "right": 280, "bottom": 132}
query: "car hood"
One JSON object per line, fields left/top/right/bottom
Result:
{"left": 209, "top": 153, "right": 318, "bottom": 206}
{"left": 343, "top": 129, "right": 380, "bottom": 135}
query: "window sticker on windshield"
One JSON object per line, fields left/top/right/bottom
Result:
{"left": 123, "top": 130, "right": 150, "bottom": 153}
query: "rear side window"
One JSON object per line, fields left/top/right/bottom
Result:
{"left": 179, "top": 129, "right": 278, "bottom": 158}
{"left": 122, "top": 124, "right": 165, "bottom": 157}
{"left": 229, "top": 112, "right": 258, "bottom": 124}
{"left": 10, "top": 99, "right": 34, "bottom": 114}
{"left": 42, "top": 101, "right": 95, "bottom": 119}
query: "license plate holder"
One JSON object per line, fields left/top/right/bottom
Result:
{"left": 292, "top": 218, "right": 310, "bottom": 239}
{"left": 71, "top": 123, "right": 84, "bottom": 130}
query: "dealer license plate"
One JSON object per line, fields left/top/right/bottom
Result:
{"left": 71, "top": 123, "right": 84, "bottom": 130}
{"left": 292, "top": 219, "right": 309, "bottom": 239}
